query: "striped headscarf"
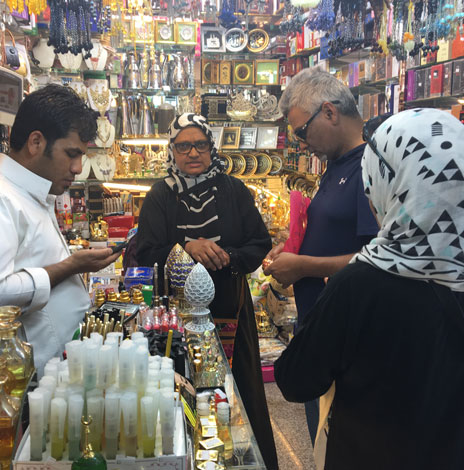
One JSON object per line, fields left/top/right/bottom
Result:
{"left": 165, "top": 113, "right": 225, "bottom": 194}
{"left": 352, "top": 108, "right": 464, "bottom": 291}
{"left": 165, "top": 113, "right": 225, "bottom": 244}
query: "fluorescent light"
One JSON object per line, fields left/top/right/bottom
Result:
{"left": 103, "top": 182, "right": 152, "bottom": 192}
{"left": 120, "top": 138, "right": 169, "bottom": 146}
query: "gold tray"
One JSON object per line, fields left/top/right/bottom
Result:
{"left": 254, "top": 153, "right": 272, "bottom": 177}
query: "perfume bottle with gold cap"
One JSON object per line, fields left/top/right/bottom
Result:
{"left": 71, "top": 416, "right": 107, "bottom": 470}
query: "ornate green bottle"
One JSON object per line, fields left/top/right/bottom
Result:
{"left": 71, "top": 416, "right": 107, "bottom": 470}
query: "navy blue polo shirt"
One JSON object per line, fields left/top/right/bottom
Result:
{"left": 294, "top": 144, "right": 379, "bottom": 322}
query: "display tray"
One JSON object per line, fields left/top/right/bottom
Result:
{"left": 14, "top": 404, "right": 188, "bottom": 470}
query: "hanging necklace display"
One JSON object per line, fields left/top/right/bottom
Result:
{"left": 58, "top": 50, "right": 83, "bottom": 70}
{"left": 69, "top": 82, "right": 88, "bottom": 103}
{"left": 48, "top": 0, "right": 93, "bottom": 57}
{"left": 84, "top": 40, "right": 107, "bottom": 71}
{"left": 32, "top": 38, "right": 56, "bottom": 70}
{"left": 87, "top": 85, "right": 112, "bottom": 117}
{"left": 90, "top": 150, "right": 116, "bottom": 182}
{"left": 95, "top": 116, "right": 115, "bottom": 148}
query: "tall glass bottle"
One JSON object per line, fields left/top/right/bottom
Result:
{"left": 0, "top": 321, "right": 34, "bottom": 398}
{"left": 71, "top": 416, "right": 107, "bottom": 470}
{"left": 0, "top": 357, "right": 16, "bottom": 396}
{"left": 0, "top": 377, "right": 19, "bottom": 470}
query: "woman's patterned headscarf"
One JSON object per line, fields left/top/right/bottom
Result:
{"left": 164, "top": 113, "right": 224, "bottom": 194}
{"left": 352, "top": 108, "right": 464, "bottom": 291}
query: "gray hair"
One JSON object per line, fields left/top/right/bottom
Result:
{"left": 279, "top": 68, "right": 360, "bottom": 118}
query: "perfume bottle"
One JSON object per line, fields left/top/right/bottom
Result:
{"left": 71, "top": 416, "right": 107, "bottom": 470}
{"left": 0, "top": 357, "right": 16, "bottom": 396}
{"left": 0, "top": 377, "right": 19, "bottom": 470}
{"left": 0, "top": 321, "right": 34, "bottom": 398}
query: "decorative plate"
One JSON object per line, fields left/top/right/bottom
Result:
{"left": 247, "top": 29, "right": 270, "bottom": 53}
{"left": 269, "top": 154, "right": 283, "bottom": 175}
{"left": 242, "top": 154, "right": 258, "bottom": 177}
{"left": 254, "top": 153, "right": 272, "bottom": 177}
{"left": 230, "top": 153, "right": 247, "bottom": 176}
{"left": 219, "top": 153, "right": 233, "bottom": 174}
{"left": 225, "top": 28, "right": 248, "bottom": 52}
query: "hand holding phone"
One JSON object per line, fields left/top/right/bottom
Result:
{"left": 111, "top": 240, "right": 129, "bottom": 254}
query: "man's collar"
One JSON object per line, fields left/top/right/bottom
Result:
{"left": 0, "top": 153, "right": 53, "bottom": 205}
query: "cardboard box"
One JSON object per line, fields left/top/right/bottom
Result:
{"left": 443, "top": 62, "right": 453, "bottom": 96}
{"left": 414, "top": 68, "right": 426, "bottom": 100}
{"left": 437, "top": 39, "right": 452, "bottom": 62}
{"left": 430, "top": 64, "right": 444, "bottom": 97}
{"left": 424, "top": 66, "right": 432, "bottom": 98}
{"left": 406, "top": 69, "right": 416, "bottom": 101}
{"left": 358, "top": 60, "right": 366, "bottom": 81}
{"left": 452, "top": 59, "right": 464, "bottom": 95}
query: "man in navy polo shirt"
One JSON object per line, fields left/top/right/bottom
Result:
{"left": 264, "top": 68, "right": 378, "bottom": 443}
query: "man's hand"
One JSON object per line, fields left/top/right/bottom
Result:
{"left": 185, "top": 238, "right": 230, "bottom": 271}
{"left": 265, "top": 242, "right": 285, "bottom": 261}
{"left": 263, "top": 252, "right": 303, "bottom": 288}
{"left": 67, "top": 248, "right": 121, "bottom": 274}
{"left": 45, "top": 247, "right": 121, "bottom": 288}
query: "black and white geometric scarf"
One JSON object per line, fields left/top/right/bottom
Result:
{"left": 165, "top": 113, "right": 225, "bottom": 243}
{"left": 352, "top": 108, "right": 464, "bottom": 291}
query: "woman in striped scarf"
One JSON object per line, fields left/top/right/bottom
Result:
{"left": 137, "top": 113, "right": 278, "bottom": 470}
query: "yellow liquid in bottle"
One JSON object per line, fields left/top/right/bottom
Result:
{"left": 8, "top": 365, "right": 27, "bottom": 398}
{"left": 0, "top": 416, "right": 15, "bottom": 469}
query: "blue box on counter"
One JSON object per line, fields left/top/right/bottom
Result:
{"left": 124, "top": 267, "right": 154, "bottom": 289}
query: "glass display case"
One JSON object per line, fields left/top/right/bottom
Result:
{"left": 190, "top": 315, "right": 266, "bottom": 470}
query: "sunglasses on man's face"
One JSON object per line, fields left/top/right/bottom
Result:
{"left": 292, "top": 100, "right": 341, "bottom": 142}
{"left": 362, "top": 113, "right": 396, "bottom": 178}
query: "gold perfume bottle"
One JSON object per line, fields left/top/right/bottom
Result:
{"left": 0, "top": 321, "right": 33, "bottom": 398}
{"left": 0, "top": 376, "right": 19, "bottom": 470}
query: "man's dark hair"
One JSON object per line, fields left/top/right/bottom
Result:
{"left": 10, "top": 84, "right": 99, "bottom": 152}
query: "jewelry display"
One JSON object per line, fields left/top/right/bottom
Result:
{"left": 90, "top": 150, "right": 116, "bottom": 181}
{"left": 58, "top": 51, "right": 83, "bottom": 71}
{"left": 68, "top": 82, "right": 88, "bottom": 103}
{"left": 75, "top": 154, "right": 91, "bottom": 180}
{"left": 32, "top": 38, "right": 55, "bottom": 70}
{"left": 84, "top": 40, "right": 108, "bottom": 71}
{"left": 48, "top": 0, "right": 93, "bottom": 57}
{"left": 95, "top": 116, "right": 115, "bottom": 148}
{"left": 87, "top": 84, "right": 111, "bottom": 117}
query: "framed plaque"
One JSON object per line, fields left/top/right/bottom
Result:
{"left": 233, "top": 60, "right": 255, "bottom": 85}
{"left": 222, "top": 127, "right": 241, "bottom": 149}
{"left": 239, "top": 127, "right": 258, "bottom": 149}
{"left": 155, "top": 21, "right": 175, "bottom": 44}
{"left": 201, "top": 26, "right": 226, "bottom": 53}
{"left": 175, "top": 21, "right": 198, "bottom": 46}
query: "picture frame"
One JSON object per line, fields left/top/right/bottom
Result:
{"left": 247, "top": 29, "right": 270, "bottom": 53}
{"left": 221, "top": 127, "right": 241, "bottom": 149}
{"left": 210, "top": 127, "right": 224, "bottom": 149}
{"left": 155, "top": 21, "right": 175, "bottom": 44}
{"left": 239, "top": 127, "right": 258, "bottom": 149}
{"left": 202, "top": 59, "right": 220, "bottom": 85}
{"left": 224, "top": 28, "right": 248, "bottom": 52}
{"left": 175, "top": 21, "right": 198, "bottom": 46}
{"left": 255, "top": 59, "right": 280, "bottom": 85}
{"left": 233, "top": 60, "right": 255, "bottom": 85}
{"left": 256, "top": 127, "right": 279, "bottom": 149}
{"left": 201, "top": 26, "right": 226, "bottom": 53}
{"left": 219, "top": 61, "right": 232, "bottom": 85}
